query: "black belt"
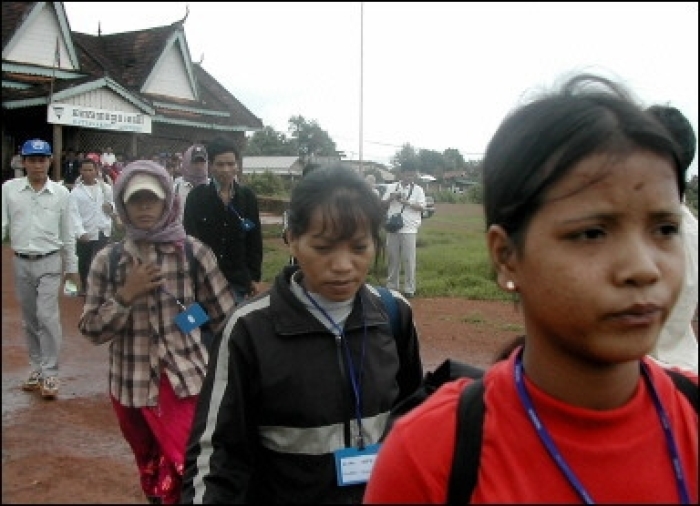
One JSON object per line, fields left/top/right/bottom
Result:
{"left": 14, "top": 250, "right": 59, "bottom": 260}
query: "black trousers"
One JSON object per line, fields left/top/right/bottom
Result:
{"left": 77, "top": 232, "right": 109, "bottom": 292}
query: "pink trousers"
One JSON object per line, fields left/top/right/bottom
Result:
{"left": 111, "top": 373, "right": 198, "bottom": 504}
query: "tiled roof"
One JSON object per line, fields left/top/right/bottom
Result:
{"left": 1, "top": 2, "right": 34, "bottom": 49}
{"left": 72, "top": 25, "right": 174, "bottom": 87}
{"left": 191, "top": 64, "right": 262, "bottom": 128}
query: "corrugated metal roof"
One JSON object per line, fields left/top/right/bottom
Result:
{"left": 243, "top": 156, "right": 300, "bottom": 170}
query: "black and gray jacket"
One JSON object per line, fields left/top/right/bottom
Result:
{"left": 183, "top": 180, "right": 262, "bottom": 293}
{"left": 182, "top": 265, "right": 423, "bottom": 504}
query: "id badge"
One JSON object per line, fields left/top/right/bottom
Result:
{"left": 174, "top": 302, "right": 210, "bottom": 334}
{"left": 334, "top": 443, "right": 380, "bottom": 486}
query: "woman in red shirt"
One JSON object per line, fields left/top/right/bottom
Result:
{"left": 364, "top": 73, "right": 698, "bottom": 504}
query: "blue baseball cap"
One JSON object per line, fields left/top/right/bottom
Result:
{"left": 21, "top": 139, "right": 52, "bottom": 156}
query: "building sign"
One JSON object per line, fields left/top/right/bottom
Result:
{"left": 47, "top": 103, "right": 152, "bottom": 134}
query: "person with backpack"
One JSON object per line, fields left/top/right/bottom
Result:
{"left": 364, "top": 73, "right": 698, "bottom": 504}
{"left": 77, "top": 160, "right": 235, "bottom": 504}
{"left": 181, "top": 164, "right": 424, "bottom": 504}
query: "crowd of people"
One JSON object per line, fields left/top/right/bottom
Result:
{"left": 1, "top": 71, "right": 697, "bottom": 504}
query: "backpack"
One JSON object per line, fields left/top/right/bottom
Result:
{"left": 377, "top": 285, "right": 699, "bottom": 505}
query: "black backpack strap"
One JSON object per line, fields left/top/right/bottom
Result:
{"left": 376, "top": 285, "right": 400, "bottom": 341}
{"left": 447, "top": 377, "right": 486, "bottom": 506}
{"left": 108, "top": 240, "right": 124, "bottom": 284}
{"left": 664, "top": 369, "right": 698, "bottom": 412}
{"left": 184, "top": 238, "right": 197, "bottom": 298}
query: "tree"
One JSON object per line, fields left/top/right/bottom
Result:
{"left": 390, "top": 144, "right": 418, "bottom": 171}
{"left": 245, "top": 119, "right": 492, "bottom": 189}
{"left": 417, "top": 149, "right": 445, "bottom": 177}
{"left": 288, "top": 116, "right": 337, "bottom": 164}
{"left": 462, "top": 159, "right": 483, "bottom": 182}
{"left": 246, "top": 126, "right": 296, "bottom": 156}
{"left": 443, "top": 148, "right": 466, "bottom": 172}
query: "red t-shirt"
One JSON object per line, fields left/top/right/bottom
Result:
{"left": 364, "top": 354, "right": 698, "bottom": 504}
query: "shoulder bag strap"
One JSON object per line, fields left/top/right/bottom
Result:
{"left": 108, "top": 241, "right": 124, "bottom": 285}
{"left": 664, "top": 369, "right": 698, "bottom": 412}
{"left": 447, "top": 377, "right": 486, "bottom": 505}
{"left": 398, "top": 183, "right": 414, "bottom": 214}
{"left": 376, "top": 285, "right": 400, "bottom": 340}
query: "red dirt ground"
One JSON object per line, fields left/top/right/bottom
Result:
{"left": 1, "top": 243, "right": 524, "bottom": 503}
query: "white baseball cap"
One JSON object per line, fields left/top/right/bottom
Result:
{"left": 123, "top": 173, "right": 166, "bottom": 202}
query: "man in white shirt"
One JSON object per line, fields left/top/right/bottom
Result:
{"left": 365, "top": 173, "right": 381, "bottom": 197}
{"left": 100, "top": 146, "right": 116, "bottom": 168}
{"left": 382, "top": 167, "right": 426, "bottom": 298}
{"left": 1, "top": 138, "right": 79, "bottom": 399}
{"left": 652, "top": 204, "right": 698, "bottom": 372}
{"left": 69, "top": 157, "right": 115, "bottom": 296}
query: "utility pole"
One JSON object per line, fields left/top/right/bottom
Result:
{"left": 359, "top": 2, "right": 364, "bottom": 174}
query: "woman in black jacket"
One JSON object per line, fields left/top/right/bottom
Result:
{"left": 182, "top": 164, "right": 424, "bottom": 504}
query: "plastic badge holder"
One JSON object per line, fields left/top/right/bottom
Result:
{"left": 63, "top": 279, "right": 78, "bottom": 297}
{"left": 240, "top": 218, "right": 256, "bottom": 232}
{"left": 174, "top": 302, "right": 210, "bottom": 334}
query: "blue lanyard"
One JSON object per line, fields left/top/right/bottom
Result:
{"left": 303, "top": 287, "right": 368, "bottom": 449}
{"left": 159, "top": 286, "right": 187, "bottom": 311}
{"left": 514, "top": 351, "right": 690, "bottom": 504}
{"left": 227, "top": 200, "right": 243, "bottom": 219}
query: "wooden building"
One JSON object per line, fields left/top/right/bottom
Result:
{"left": 2, "top": 1, "right": 263, "bottom": 180}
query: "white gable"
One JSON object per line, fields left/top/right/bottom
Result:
{"left": 58, "top": 87, "right": 141, "bottom": 113}
{"left": 3, "top": 3, "right": 74, "bottom": 70}
{"left": 142, "top": 35, "right": 195, "bottom": 100}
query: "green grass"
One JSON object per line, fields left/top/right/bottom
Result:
{"left": 2, "top": 202, "right": 500, "bottom": 300}
{"left": 259, "top": 202, "right": 509, "bottom": 301}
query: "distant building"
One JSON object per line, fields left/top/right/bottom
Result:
{"left": 242, "top": 156, "right": 304, "bottom": 179}
{"left": 2, "top": 1, "right": 263, "bottom": 180}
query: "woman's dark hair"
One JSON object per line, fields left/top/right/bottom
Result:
{"left": 646, "top": 104, "right": 697, "bottom": 171}
{"left": 483, "top": 73, "right": 686, "bottom": 252}
{"left": 286, "top": 164, "right": 385, "bottom": 256}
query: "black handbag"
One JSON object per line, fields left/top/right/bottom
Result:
{"left": 384, "top": 213, "right": 404, "bottom": 232}
{"left": 383, "top": 183, "right": 413, "bottom": 233}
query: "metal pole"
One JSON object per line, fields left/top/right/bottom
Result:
{"left": 359, "top": 2, "right": 364, "bottom": 174}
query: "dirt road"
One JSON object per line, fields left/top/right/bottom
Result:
{"left": 1, "top": 243, "right": 523, "bottom": 503}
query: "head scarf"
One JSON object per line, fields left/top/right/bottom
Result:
{"left": 181, "top": 144, "right": 209, "bottom": 187}
{"left": 113, "top": 160, "right": 186, "bottom": 245}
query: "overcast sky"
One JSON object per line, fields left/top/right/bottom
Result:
{"left": 63, "top": 2, "right": 699, "bottom": 176}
